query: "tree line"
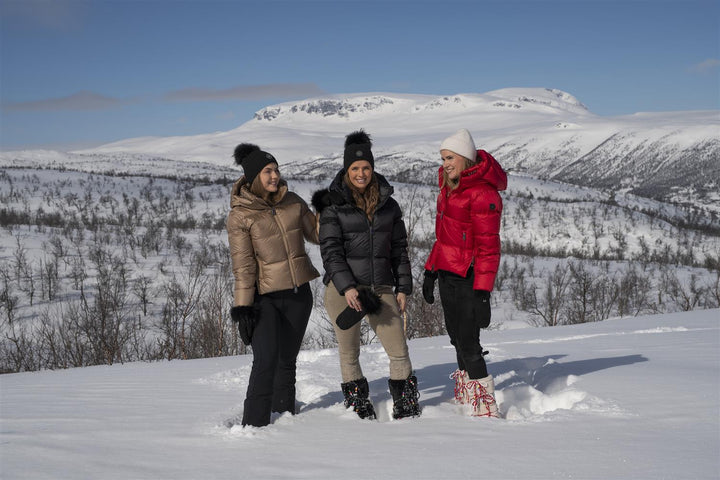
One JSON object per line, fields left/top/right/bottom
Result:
{"left": 0, "top": 170, "right": 718, "bottom": 373}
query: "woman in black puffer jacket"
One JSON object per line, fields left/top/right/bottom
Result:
{"left": 314, "top": 130, "right": 420, "bottom": 421}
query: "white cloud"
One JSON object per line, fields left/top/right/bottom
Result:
{"left": 0, "top": 0, "right": 87, "bottom": 31}
{"left": 216, "top": 111, "right": 237, "bottom": 121}
{"left": 1, "top": 83, "right": 326, "bottom": 113}
{"left": 2, "top": 91, "right": 130, "bottom": 112}
{"left": 690, "top": 58, "right": 720, "bottom": 73}
{"left": 163, "top": 83, "right": 325, "bottom": 102}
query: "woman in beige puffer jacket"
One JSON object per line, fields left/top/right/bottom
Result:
{"left": 227, "top": 143, "right": 319, "bottom": 428}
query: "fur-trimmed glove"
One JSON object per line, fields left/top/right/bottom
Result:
{"left": 474, "top": 289, "right": 491, "bottom": 328}
{"left": 336, "top": 287, "right": 383, "bottom": 330}
{"left": 422, "top": 270, "right": 437, "bottom": 304}
{"left": 231, "top": 305, "right": 256, "bottom": 345}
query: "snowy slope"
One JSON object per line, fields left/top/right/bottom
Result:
{"left": 2, "top": 88, "right": 717, "bottom": 208}
{"left": 1, "top": 309, "right": 718, "bottom": 480}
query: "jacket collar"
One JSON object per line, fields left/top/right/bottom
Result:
{"left": 230, "top": 177, "right": 288, "bottom": 209}
{"left": 328, "top": 168, "right": 394, "bottom": 208}
{"left": 437, "top": 150, "right": 507, "bottom": 192}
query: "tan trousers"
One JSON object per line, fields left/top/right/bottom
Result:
{"left": 324, "top": 282, "right": 412, "bottom": 382}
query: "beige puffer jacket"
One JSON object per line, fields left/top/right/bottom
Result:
{"left": 227, "top": 178, "right": 320, "bottom": 306}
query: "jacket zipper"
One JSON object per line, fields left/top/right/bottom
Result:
{"left": 369, "top": 221, "right": 375, "bottom": 292}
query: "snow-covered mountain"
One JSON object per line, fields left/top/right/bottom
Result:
{"left": 2, "top": 88, "right": 717, "bottom": 210}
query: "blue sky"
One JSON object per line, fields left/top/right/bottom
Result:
{"left": 1, "top": 0, "right": 718, "bottom": 150}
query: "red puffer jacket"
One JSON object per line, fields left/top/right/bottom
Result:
{"left": 424, "top": 150, "right": 507, "bottom": 291}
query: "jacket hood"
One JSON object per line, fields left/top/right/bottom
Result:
{"left": 328, "top": 168, "right": 395, "bottom": 207}
{"left": 437, "top": 149, "right": 507, "bottom": 192}
{"left": 230, "top": 177, "right": 288, "bottom": 209}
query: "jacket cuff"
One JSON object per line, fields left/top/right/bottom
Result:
{"left": 234, "top": 286, "right": 256, "bottom": 306}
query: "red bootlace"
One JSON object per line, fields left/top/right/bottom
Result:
{"left": 466, "top": 380, "right": 497, "bottom": 417}
{"left": 450, "top": 370, "right": 466, "bottom": 403}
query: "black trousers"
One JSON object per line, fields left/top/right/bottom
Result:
{"left": 242, "top": 283, "right": 312, "bottom": 427}
{"left": 438, "top": 269, "right": 490, "bottom": 380}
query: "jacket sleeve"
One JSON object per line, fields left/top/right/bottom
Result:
{"left": 226, "top": 209, "right": 257, "bottom": 305}
{"left": 389, "top": 200, "right": 413, "bottom": 294}
{"left": 469, "top": 188, "right": 502, "bottom": 291}
{"left": 319, "top": 205, "right": 356, "bottom": 295}
{"left": 424, "top": 191, "right": 442, "bottom": 272}
{"left": 300, "top": 198, "right": 320, "bottom": 245}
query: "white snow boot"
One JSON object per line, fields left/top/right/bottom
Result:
{"left": 450, "top": 369, "right": 469, "bottom": 404}
{"left": 466, "top": 375, "right": 500, "bottom": 418}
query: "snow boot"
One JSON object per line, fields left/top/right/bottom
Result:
{"left": 450, "top": 369, "right": 469, "bottom": 404}
{"left": 388, "top": 375, "right": 422, "bottom": 419}
{"left": 341, "top": 377, "right": 377, "bottom": 420}
{"left": 466, "top": 375, "right": 499, "bottom": 418}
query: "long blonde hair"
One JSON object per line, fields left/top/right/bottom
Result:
{"left": 345, "top": 172, "right": 379, "bottom": 220}
{"left": 440, "top": 155, "right": 476, "bottom": 192}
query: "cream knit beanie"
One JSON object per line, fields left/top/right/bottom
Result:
{"left": 440, "top": 128, "right": 477, "bottom": 162}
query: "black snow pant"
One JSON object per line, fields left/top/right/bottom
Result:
{"left": 242, "top": 283, "right": 312, "bottom": 427}
{"left": 438, "top": 268, "right": 490, "bottom": 380}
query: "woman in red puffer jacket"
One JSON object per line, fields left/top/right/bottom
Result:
{"left": 422, "top": 128, "right": 507, "bottom": 418}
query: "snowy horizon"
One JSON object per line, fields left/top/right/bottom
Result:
{"left": 2, "top": 87, "right": 717, "bottom": 214}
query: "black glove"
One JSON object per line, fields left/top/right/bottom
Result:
{"left": 231, "top": 305, "right": 256, "bottom": 345}
{"left": 473, "top": 289, "right": 491, "bottom": 328}
{"left": 422, "top": 270, "right": 437, "bottom": 304}
{"left": 336, "top": 287, "right": 383, "bottom": 330}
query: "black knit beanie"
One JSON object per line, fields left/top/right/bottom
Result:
{"left": 343, "top": 130, "right": 374, "bottom": 171}
{"left": 233, "top": 143, "right": 278, "bottom": 184}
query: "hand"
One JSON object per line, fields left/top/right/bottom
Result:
{"left": 473, "top": 290, "right": 491, "bottom": 328}
{"left": 336, "top": 287, "right": 383, "bottom": 330}
{"left": 231, "top": 305, "right": 256, "bottom": 345}
{"left": 344, "top": 287, "right": 362, "bottom": 311}
{"left": 396, "top": 292, "right": 407, "bottom": 314}
{"left": 422, "top": 270, "right": 437, "bottom": 304}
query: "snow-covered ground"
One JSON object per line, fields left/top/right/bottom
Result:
{"left": 2, "top": 309, "right": 718, "bottom": 480}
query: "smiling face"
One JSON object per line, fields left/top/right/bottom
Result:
{"left": 258, "top": 162, "right": 280, "bottom": 192}
{"left": 346, "top": 160, "right": 373, "bottom": 192}
{"left": 440, "top": 149, "right": 470, "bottom": 181}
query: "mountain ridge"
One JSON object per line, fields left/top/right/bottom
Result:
{"left": 2, "top": 87, "right": 717, "bottom": 211}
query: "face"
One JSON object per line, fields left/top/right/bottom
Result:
{"left": 258, "top": 163, "right": 280, "bottom": 192}
{"left": 440, "top": 149, "right": 468, "bottom": 181}
{"left": 347, "top": 160, "right": 373, "bottom": 192}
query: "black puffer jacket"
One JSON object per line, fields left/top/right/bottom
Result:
{"left": 319, "top": 170, "right": 412, "bottom": 296}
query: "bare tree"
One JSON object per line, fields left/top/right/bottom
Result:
{"left": 526, "top": 263, "right": 571, "bottom": 327}
{"left": 84, "top": 246, "right": 135, "bottom": 365}
{"left": 565, "top": 260, "right": 595, "bottom": 324}
{"left": 0, "top": 264, "right": 19, "bottom": 324}
{"left": 132, "top": 275, "right": 153, "bottom": 316}
{"left": 661, "top": 269, "right": 704, "bottom": 312}
{"left": 617, "top": 263, "right": 654, "bottom": 317}
{"left": 156, "top": 261, "right": 208, "bottom": 360}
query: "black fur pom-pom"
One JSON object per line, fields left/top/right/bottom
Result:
{"left": 357, "top": 286, "right": 382, "bottom": 315}
{"left": 233, "top": 143, "right": 260, "bottom": 166}
{"left": 311, "top": 188, "right": 343, "bottom": 213}
{"left": 335, "top": 286, "right": 383, "bottom": 330}
{"left": 344, "top": 130, "right": 372, "bottom": 148}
